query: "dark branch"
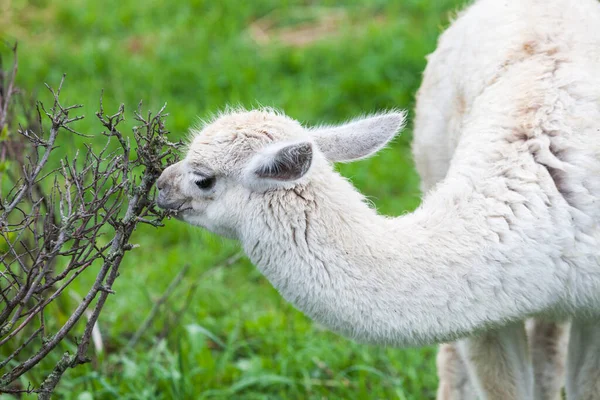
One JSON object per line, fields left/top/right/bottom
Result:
{"left": 0, "top": 44, "right": 181, "bottom": 396}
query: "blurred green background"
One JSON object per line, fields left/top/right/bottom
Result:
{"left": 1, "top": 0, "right": 467, "bottom": 398}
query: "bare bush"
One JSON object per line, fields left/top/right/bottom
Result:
{"left": 0, "top": 44, "right": 180, "bottom": 397}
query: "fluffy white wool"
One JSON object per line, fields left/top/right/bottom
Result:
{"left": 156, "top": 0, "right": 600, "bottom": 398}
{"left": 412, "top": 0, "right": 600, "bottom": 398}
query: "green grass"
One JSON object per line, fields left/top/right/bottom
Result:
{"left": 2, "top": 0, "right": 467, "bottom": 398}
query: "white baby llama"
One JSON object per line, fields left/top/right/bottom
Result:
{"left": 156, "top": 0, "right": 600, "bottom": 398}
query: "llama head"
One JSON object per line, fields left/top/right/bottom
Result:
{"left": 156, "top": 108, "right": 406, "bottom": 239}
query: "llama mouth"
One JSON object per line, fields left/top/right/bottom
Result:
{"left": 161, "top": 202, "right": 193, "bottom": 220}
{"left": 172, "top": 204, "right": 193, "bottom": 219}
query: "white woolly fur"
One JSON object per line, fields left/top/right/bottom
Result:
{"left": 413, "top": 0, "right": 600, "bottom": 398}
{"left": 156, "top": 0, "right": 600, "bottom": 398}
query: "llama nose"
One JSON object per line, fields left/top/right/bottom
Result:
{"left": 156, "top": 175, "right": 167, "bottom": 191}
{"left": 156, "top": 191, "right": 167, "bottom": 209}
{"left": 155, "top": 190, "right": 174, "bottom": 210}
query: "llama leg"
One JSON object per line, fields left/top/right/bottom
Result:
{"left": 436, "top": 342, "right": 478, "bottom": 400}
{"left": 458, "top": 322, "right": 534, "bottom": 400}
{"left": 526, "top": 319, "right": 569, "bottom": 400}
{"left": 566, "top": 319, "right": 600, "bottom": 400}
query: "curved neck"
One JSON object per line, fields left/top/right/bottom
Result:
{"left": 241, "top": 166, "right": 569, "bottom": 346}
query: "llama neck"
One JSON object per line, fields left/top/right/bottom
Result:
{"left": 241, "top": 165, "right": 570, "bottom": 346}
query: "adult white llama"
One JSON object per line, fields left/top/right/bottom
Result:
{"left": 156, "top": 0, "right": 600, "bottom": 398}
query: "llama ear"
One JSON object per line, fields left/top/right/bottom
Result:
{"left": 247, "top": 141, "right": 313, "bottom": 184}
{"left": 310, "top": 111, "right": 406, "bottom": 162}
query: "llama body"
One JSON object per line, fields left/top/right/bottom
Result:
{"left": 413, "top": 0, "right": 600, "bottom": 398}
{"left": 156, "top": 0, "right": 600, "bottom": 398}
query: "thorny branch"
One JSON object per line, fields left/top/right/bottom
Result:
{"left": 0, "top": 45, "right": 181, "bottom": 397}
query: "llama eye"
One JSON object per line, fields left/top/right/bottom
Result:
{"left": 195, "top": 176, "right": 216, "bottom": 190}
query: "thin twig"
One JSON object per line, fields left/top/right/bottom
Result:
{"left": 127, "top": 264, "right": 191, "bottom": 348}
{"left": 157, "top": 252, "right": 244, "bottom": 341}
